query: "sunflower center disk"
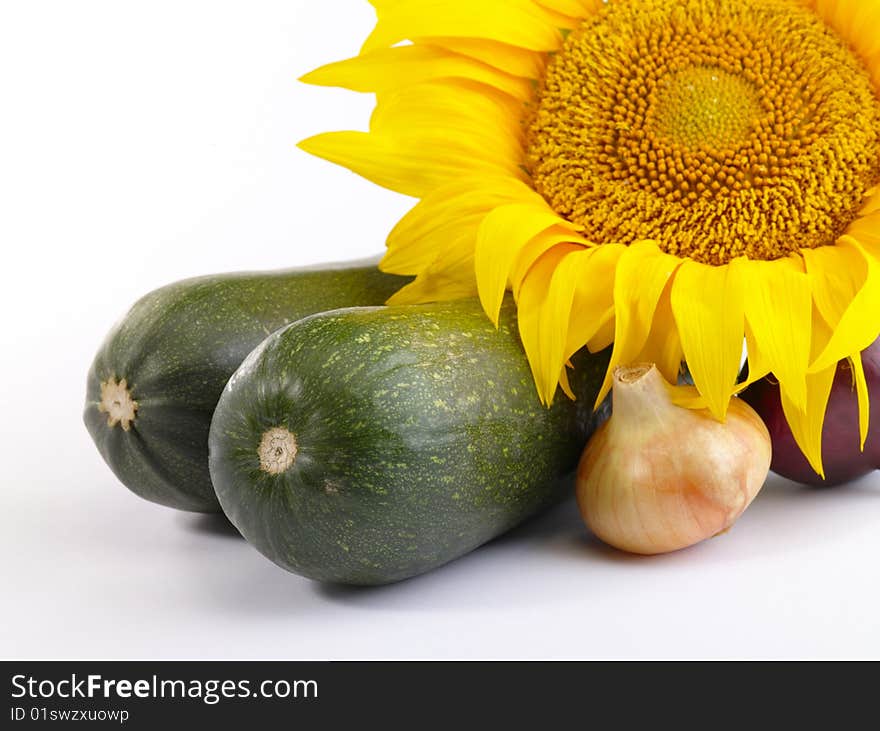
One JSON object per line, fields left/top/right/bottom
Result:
{"left": 652, "top": 68, "right": 761, "bottom": 151}
{"left": 525, "top": 0, "right": 880, "bottom": 265}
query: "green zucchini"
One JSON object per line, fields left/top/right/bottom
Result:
{"left": 208, "top": 299, "right": 610, "bottom": 585}
{"left": 84, "top": 260, "right": 407, "bottom": 513}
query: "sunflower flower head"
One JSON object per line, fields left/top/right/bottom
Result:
{"left": 300, "top": 0, "right": 880, "bottom": 477}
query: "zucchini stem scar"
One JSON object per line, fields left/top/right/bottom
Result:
{"left": 99, "top": 377, "right": 138, "bottom": 431}
{"left": 259, "top": 427, "right": 298, "bottom": 474}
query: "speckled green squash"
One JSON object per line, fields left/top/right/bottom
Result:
{"left": 208, "top": 299, "right": 610, "bottom": 585}
{"left": 84, "top": 261, "right": 407, "bottom": 513}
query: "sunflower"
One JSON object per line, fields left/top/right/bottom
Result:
{"left": 299, "top": 0, "right": 880, "bottom": 476}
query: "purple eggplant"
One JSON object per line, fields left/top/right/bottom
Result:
{"left": 741, "top": 339, "right": 880, "bottom": 486}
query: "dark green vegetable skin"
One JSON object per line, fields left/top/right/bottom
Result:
{"left": 84, "top": 262, "right": 406, "bottom": 513}
{"left": 209, "top": 300, "right": 610, "bottom": 585}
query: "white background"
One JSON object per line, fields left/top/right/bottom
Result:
{"left": 1, "top": 0, "right": 879, "bottom": 660}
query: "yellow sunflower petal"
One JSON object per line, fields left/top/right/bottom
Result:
{"left": 850, "top": 353, "right": 870, "bottom": 450}
{"left": 809, "top": 238, "right": 880, "bottom": 373}
{"left": 598, "top": 241, "right": 682, "bottom": 402}
{"left": 861, "top": 186, "right": 880, "bottom": 216}
{"left": 847, "top": 212, "right": 880, "bottom": 255}
{"left": 422, "top": 36, "right": 546, "bottom": 78}
{"left": 775, "top": 301, "right": 838, "bottom": 477}
{"left": 532, "top": 243, "right": 629, "bottom": 404}
{"left": 383, "top": 176, "right": 537, "bottom": 274}
{"left": 558, "top": 364, "right": 576, "bottom": 401}
{"left": 780, "top": 362, "right": 837, "bottom": 479}
{"left": 363, "top": 0, "right": 564, "bottom": 53}
{"left": 475, "top": 203, "right": 577, "bottom": 326}
{"left": 386, "top": 222, "right": 484, "bottom": 305}
{"left": 392, "top": 230, "right": 477, "bottom": 285}
{"left": 807, "top": 0, "right": 880, "bottom": 74}
{"left": 524, "top": 0, "right": 581, "bottom": 28}
{"left": 299, "top": 80, "right": 527, "bottom": 197}
{"left": 387, "top": 206, "right": 530, "bottom": 306}
{"left": 560, "top": 244, "right": 626, "bottom": 381}
{"left": 517, "top": 244, "right": 584, "bottom": 403}
{"left": 802, "top": 243, "right": 866, "bottom": 331}
{"left": 300, "top": 44, "right": 534, "bottom": 101}
{"left": 297, "top": 132, "right": 437, "bottom": 197}
{"left": 383, "top": 212, "right": 486, "bottom": 275}
{"left": 534, "top": 0, "right": 600, "bottom": 18}
{"left": 509, "top": 227, "right": 592, "bottom": 300}
{"left": 741, "top": 320, "right": 772, "bottom": 387}
{"left": 370, "top": 80, "right": 526, "bottom": 169}
{"left": 538, "top": 248, "right": 602, "bottom": 402}
{"left": 735, "top": 256, "right": 812, "bottom": 413}
{"left": 636, "top": 282, "right": 683, "bottom": 387}
{"left": 670, "top": 259, "right": 745, "bottom": 421}
{"left": 587, "top": 318, "right": 617, "bottom": 355}
{"left": 801, "top": 240, "right": 879, "bottom": 447}
{"left": 667, "top": 383, "right": 711, "bottom": 411}
{"left": 387, "top": 264, "right": 479, "bottom": 304}
{"left": 776, "top": 301, "right": 839, "bottom": 477}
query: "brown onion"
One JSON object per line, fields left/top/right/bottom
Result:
{"left": 576, "top": 364, "right": 771, "bottom": 555}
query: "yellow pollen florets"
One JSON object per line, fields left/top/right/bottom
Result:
{"left": 525, "top": 0, "right": 880, "bottom": 265}
{"left": 652, "top": 67, "right": 761, "bottom": 151}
